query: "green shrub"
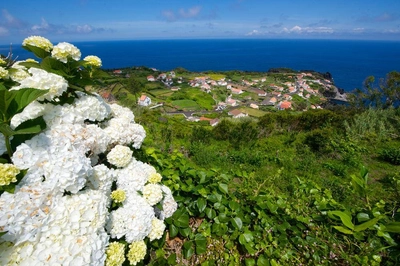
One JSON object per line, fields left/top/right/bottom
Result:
{"left": 380, "top": 146, "right": 400, "bottom": 165}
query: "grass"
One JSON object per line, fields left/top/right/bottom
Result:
{"left": 172, "top": 99, "right": 200, "bottom": 110}
{"left": 208, "top": 73, "right": 226, "bottom": 80}
{"left": 240, "top": 107, "right": 267, "bottom": 117}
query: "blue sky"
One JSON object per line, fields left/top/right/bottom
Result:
{"left": 1, "top": 0, "right": 400, "bottom": 44}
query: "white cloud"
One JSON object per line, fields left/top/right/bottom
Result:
{"left": 76, "top": 24, "right": 93, "bottom": 33}
{"left": 0, "top": 26, "right": 8, "bottom": 36}
{"left": 353, "top": 28, "right": 365, "bottom": 33}
{"left": 291, "top": 25, "right": 302, "bottom": 32}
{"left": 162, "top": 6, "right": 202, "bottom": 22}
{"left": 179, "top": 6, "right": 201, "bottom": 18}
{"left": 162, "top": 10, "right": 176, "bottom": 22}
{"left": 31, "top": 18, "right": 50, "bottom": 32}
{"left": 1, "top": 9, "right": 26, "bottom": 28}
{"left": 245, "top": 29, "right": 260, "bottom": 36}
{"left": 283, "top": 25, "right": 333, "bottom": 34}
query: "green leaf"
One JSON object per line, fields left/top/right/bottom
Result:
{"left": 183, "top": 241, "right": 194, "bottom": 259}
{"left": 195, "top": 234, "right": 207, "bottom": 254}
{"left": 229, "top": 201, "right": 240, "bottom": 212}
{"left": 197, "top": 198, "right": 207, "bottom": 213}
{"left": 22, "top": 44, "right": 51, "bottom": 59}
{"left": 329, "top": 211, "right": 354, "bottom": 230}
{"left": 0, "top": 90, "right": 13, "bottom": 120}
{"left": 239, "top": 231, "right": 254, "bottom": 244}
{"left": 245, "top": 258, "right": 256, "bottom": 266}
{"left": 172, "top": 209, "right": 189, "bottom": 228}
{"left": 211, "top": 223, "right": 228, "bottom": 236}
{"left": 205, "top": 207, "right": 216, "bottom": 219}
{"left": 18, "top": 61, "right": 41, "bottom": 69}
{"left": 218, "top": 183, "right": 229, "bottom": 194}
{"left": 257, "top": 255, "right": 269, "bottom": 266}
{"left": 10, "top": 88, "right": 49, "bottom": 116}
{"left": 270, "top": 259, "right": 279, "bottom": 266}
{"left": 354, "top": 216, "right": 381, "bottom": 232}
{"left": 231, "top": 217, "right": 243, "bottom": 230}
{"left": 266, "top": 201, "right": 278, "bottom": 214}
{"left": 40, "top": 57, "right": 68, "bottom": 76}
{"left": 243, "top": 243, "right": 257, "bottom": 255}
{"left": 12, "top": 118, "right": 46, "bottom": 137}
{"left": 218, "top": 213, "right": 230, "bottom": 223}
{"left": 167, "top": 254, "right": 176, "bottom": 265}
{"left": 383, "top": 222, "right": 400, "bottom": 233}
{"left": 356, "top": 213, "right": 370, "bottom": 223}
{"left": 333, "top": 225, "right": 354, "bottom": 234}
{"left": 169, "top": 224, "right": 179, "bottom": 238}
{"left": 179, "top": 227, "right": 191, "bottom": 237}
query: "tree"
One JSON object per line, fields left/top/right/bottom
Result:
{"left": 124, "top": 76, "right": 144, "bottom": 103}
{"left": 349, "top": 71, "right": 400, "bottom": 108}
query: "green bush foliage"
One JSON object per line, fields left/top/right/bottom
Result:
{"left": 380, "top": 146, "right": 400, "bottom": 165}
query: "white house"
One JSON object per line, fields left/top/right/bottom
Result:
{"left": 228, "top": 109, "right": 248, "bottom": 118}
{"left": 138, "top": 95, "right": 151, "bottom": 106}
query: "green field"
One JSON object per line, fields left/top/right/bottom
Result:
{"left": 240, "top": 106, "right": 268, "bottom": 117}
{"left": 171, "top": 99, "right": 200, "bottom": 110}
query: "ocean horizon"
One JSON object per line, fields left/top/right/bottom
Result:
{"left": 1, "top": 39, "right": 399, "bottom": 92}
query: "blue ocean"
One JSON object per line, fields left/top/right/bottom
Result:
{"left": 1, "top": 39, "right": 399, "bottom": 92}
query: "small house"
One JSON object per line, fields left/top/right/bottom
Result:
{"left": 138, "top": 94, "right": 151, "bottom": 106}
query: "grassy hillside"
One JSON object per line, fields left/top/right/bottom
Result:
{"left": 95, "top": 69, "right": 400, "bottom": 265}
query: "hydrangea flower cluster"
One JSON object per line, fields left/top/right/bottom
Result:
{"left": 11, "top": 67, "right": 68, "bottom": 101}
{"left": 0, "top": 163, "right": 20, "bottom": 186}
{"left": 22, "top": 35, "right": 54, "bottom": 52}
{"left": 84, "top": 55, "right": 102, "bottom": 67}
{"left": 51, "top": 42, "right": 81, "bottom": 63}
{"left": 0, "top": 36, "right": 177, "bottom": 265}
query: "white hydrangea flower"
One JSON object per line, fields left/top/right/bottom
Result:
{"left": 84, "top": 55, "right": 102, "bottom": 67}
{"left": 12, "top": 134, "right": 49, "bottom": 172}
{"left": 158, "top": 185, "right": 178, "bottom": 220}
{"left": 107, "top": 145, "right": 133, "bottom": 168}
{"left": 83, "top": 124, "right": 111, "bottom": 156}
{"left": 87, "top": 164, "right": 114, "bottom": 197}
{"left": 106, "top": 193, "right": 154, "bottom": 242}
{"left": 10, "top": 100, "right": 45, "bottom": 129}
{"left": 11, "top": 60, "right": 28, "bottom": 70}
{"left": 0, "top": 182, "right": 57, "bottom": 244}
{"left": 73, "top": 92, "right": 111, "bottom": 123}
{"left": 0, "top": 66, "right": 8, "bottom": 79}
{"left": 48, "top": 123, "right": 110, "bottom": 156}
{"left": 22, "top": 36, "right": 53, "bottom": 52}
{"left": 109, "top": 103, "right": 135, "bottom": 122}
{"left": 104, "top": 118, "right": 146, "bottom": 148}
{"left": 42, "top": 145, "right": 92, "bottom": 193}
{"left": 115, "top": 159, "right": 155, "bottom": 193}
{"left": 51, "top": 42, "right": 81, "bottom": 63}
{"left": 8, "top": 68, "right": 30, "bottom": 82}
{"left": 13, "top": 128, "right": 93, "bottom": 193}
{"left": 11, "top": 68, "right": 68, "bottom": 101}
{"left": 142, "top": 183, "right": 163, "bottom": 206}
{"left": 43, "top": 102, "right": 80, "bottom": 127}
{"left": 147, "top": 218, "right": 166, "bottom": 241}
{"left": 0, "top": 189, "right": 110, "bottom": 265}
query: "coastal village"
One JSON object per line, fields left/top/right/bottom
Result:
{"left": 108, "top": 67, "right": 346, "bottom": 126}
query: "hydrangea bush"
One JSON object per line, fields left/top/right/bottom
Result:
{"left": 0, "top": 36, "right": 177, "bottom": 265}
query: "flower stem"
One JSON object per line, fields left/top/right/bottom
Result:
{"left": 5, "top": 135, "right": 13, "bottom": 159}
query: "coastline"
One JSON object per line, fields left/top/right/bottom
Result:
{"left": 2, "top": 39, "right": 399, "bottom": 93}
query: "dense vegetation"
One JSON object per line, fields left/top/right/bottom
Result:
{"left": 100, "top": 70, "right": 400, "bottom": 265}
